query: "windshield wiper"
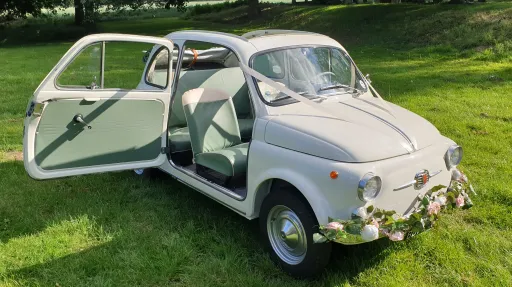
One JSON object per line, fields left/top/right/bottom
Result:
{"left": 318, "top": 84, "right": 363, "bottom": 96}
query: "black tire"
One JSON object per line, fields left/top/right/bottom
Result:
{"left": 259, "top": 186, "right": 332, "bottom": 278}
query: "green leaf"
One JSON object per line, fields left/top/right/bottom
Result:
{"left": 373, "top": 211, "right": 383, "bottom": 219}
{"left": 421, "top": 196, "right": 430, "bottom": 206}
{"left": 430, "top": 185, "right": 446, "bottom": 193}
{"left": 313, "top": 233, "right": 328, "bottom": 243}
{"left": 366, "top": 205, "right": 374, "bottom": 213}
{"left": 446, "top": 192, "right": 455, "bottom": 203}
{"left": 345, "top": 223, "right": 362, "bottom": 235}
{"left": 384, "top": 210, "right": 397, "bottom": 216}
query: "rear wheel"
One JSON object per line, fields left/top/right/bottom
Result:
{"left": 260, "top": 186, "right": 332, "bottom": 278}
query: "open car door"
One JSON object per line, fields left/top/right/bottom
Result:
{"left": 24, "top": 34, "right": 175, "bottom": 179}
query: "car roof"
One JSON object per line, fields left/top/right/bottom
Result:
{"left": 165, "top": 30, "right": 344, "bottom": 61}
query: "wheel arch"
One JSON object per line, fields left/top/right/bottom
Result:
{"left": 250, "top": 173, "right": 332, "bottom": 225}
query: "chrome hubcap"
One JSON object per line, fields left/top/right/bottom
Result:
{"left": 267, "top": 205, "right": 307, "bottom": 265}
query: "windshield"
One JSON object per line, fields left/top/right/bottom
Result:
{"left": 252, "top": 47, "right": 368, "bottom": 104}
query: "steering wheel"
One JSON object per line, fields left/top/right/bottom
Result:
{"left": 313, "top": 71, "right": 336, "bottom": 81}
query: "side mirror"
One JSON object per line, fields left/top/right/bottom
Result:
{"left": 142, "top": 50, "right": 150, "bottom": 63}
{"left": 365, "top": 74, "right": 372, "bottom": 84}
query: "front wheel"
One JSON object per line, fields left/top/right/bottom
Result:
{"left": 259, "top": 187, "right": 332, "bottom": 278}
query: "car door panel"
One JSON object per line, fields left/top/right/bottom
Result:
{"left": 24, "top": 34, "right": 174, "bottom": 179}
{"left": 35, "top": 98, "right": 164, "bottom": 170}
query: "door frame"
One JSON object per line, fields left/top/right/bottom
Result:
{"left": 24, "top": 34, "right": 175, "bottom": 179}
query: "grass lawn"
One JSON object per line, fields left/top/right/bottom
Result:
{"left": 1, "top": 3, "right": 512, "bottom": 286}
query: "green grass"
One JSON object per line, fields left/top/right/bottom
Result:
{"left": 1, "top": 3, "right": 512, "bottom": 286}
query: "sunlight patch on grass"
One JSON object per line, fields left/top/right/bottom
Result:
{"left": 0, "top": 215, "right": 113, "bottom": 276}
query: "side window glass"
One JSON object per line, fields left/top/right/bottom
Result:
{"left": 253, "top": 52, "right": 285, "bottom": 79}
{"left": 103, "top": 41, "right": 150, "bottom": 89}
{"left": 56, "top": 43, "right": 101, "bottom": 88}
{"left": 331, "top": 49, "right": 353, "bottom": 86}
{"left": 56, "top": 41, "right": 173, "bottom": 90}
{"left": 145, "top": 46, "right": 171, "bottom": 88}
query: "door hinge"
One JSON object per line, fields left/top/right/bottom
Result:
{"left": 161, "top": 147, "right": 171, "bottom": 154}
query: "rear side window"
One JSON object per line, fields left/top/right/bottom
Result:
{"left": 56, "top": 41, "right": 174, "bottom": 90}
{"left": 145, "top": 47, "right": 171, "bottom": 89}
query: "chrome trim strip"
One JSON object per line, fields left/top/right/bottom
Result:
{"left": 393, "top": 170, "right": 442, "bottom": 191}
{"left": 430, "top": 169, "right": 442, "bottom": 177}
{"left": 171, "top": 174, "right": 246, "bottom": 216}
{"left": 169, "top": 160, "right": 246, "bottom": 201}
{"left": 339, "top": 102, "right": 417, "bottom": 152}
{"left": 393, "top": 180, "right": 416, "bottom": 191}
{"left": 355, "top": 97, "right": 393, "bottom": 117}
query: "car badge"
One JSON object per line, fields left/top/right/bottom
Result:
{"left": 414, "top": 169, "right": 430, "bottom": 189}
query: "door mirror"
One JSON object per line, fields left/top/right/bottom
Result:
{"left": 142, "top": 50, "right": 150, "bottom": 63}
{"left": 365, "top": 74, "right": 372, "bottom": 84}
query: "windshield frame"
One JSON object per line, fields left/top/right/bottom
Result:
{"left": 249, "top": 45, "right": 370, "bottom": 107}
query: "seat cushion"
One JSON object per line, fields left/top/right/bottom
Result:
{"left": 238, "top": 118, "right": 254, "bottom": 139}
{"left": 194, "top": 143, "right": 249, "bottom": 177}
{"left": 168, "top": 126, "right": 191, "bottom": 152}
{"left": 183, "top": 88, "right": 242, "bottom": 155}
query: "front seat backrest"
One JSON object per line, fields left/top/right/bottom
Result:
{"left": 182, "top": 88, "right": 242, "bottom": 156}
{"left": 170, "top": 68, "right": 252, "bottom": 130}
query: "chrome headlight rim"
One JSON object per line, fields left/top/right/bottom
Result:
{"left": 358, "top": 173, "right": 382, "bottom": 202}
{"left": 445, "top": 145, "right": 463, "bottom": 169}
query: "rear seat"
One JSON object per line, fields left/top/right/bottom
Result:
{"left": 168, "top": 67, "right": 254, "bottom": 152}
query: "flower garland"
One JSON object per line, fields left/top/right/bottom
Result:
{"left": 315, "top": 169, "right": 475, "bottom": 244}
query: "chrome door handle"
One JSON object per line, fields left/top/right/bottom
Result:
{"left": 73, "top": 114, "right": 92, "bottom": 129}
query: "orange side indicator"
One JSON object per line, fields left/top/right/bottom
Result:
{"left": 330, "top": 171, "right": 339, "bottom": 179}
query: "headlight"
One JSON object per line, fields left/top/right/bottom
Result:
{"left": 445, "top": 145, "right": 463, "bottom": 169}
{"left": 358, "top": 173, "right": 382, "bottom": 202}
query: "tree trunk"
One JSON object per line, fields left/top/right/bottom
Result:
{"left": 247, "top": 0, "right": 260, "bottom": 19}
{"left": 84, "top": 0, "right": 95, "bottom": 23}
{"left": 292, "top": 0, "right": 296, "bottom": 4}
{"left": 74, "top": 0, "right": 84, "bottom": 25}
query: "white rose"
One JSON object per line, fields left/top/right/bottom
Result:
{"left": 361, "top": 225, "right": 379, "bottom": 242}
{"left": 435, "top": 196, "right": 447, "bottom": 206}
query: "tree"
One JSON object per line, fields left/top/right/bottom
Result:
{"left": 71, "top": 0, "right": 189, "bottom": 25}
{"left": 74, "top": 0, "right": 84, "bottom": 25}
{"left": 0, "top": 0, "right": 67, "bottom": 21}
{"left": 247, "top": 0, "right": 259, "bottom": 19}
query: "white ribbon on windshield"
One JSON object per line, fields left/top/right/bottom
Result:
{"left": 239, "top": 63, "right": 348, "bottom": 122}
{"left": 239, "top": 62, "right": 417, "bottom": 153}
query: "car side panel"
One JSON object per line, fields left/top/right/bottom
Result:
{"left": 35, "top": 99, "right": 164, "bottom": 170}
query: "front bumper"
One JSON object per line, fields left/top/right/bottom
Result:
{"left": 314, "top": 169, "right": 475, "bottom": 245}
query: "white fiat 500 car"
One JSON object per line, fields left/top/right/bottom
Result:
{"left": 23, "top": 30, "right": 473, "bottom": 277}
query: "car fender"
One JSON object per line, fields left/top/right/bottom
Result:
{"left": 249, "top": 167, "right": 333, "bottom": 225}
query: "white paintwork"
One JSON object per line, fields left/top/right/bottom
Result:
{"left": 25, "top": 30, "right": 461, "bottom": 235}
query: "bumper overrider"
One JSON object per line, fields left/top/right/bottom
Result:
{"left": 314, "top": 168, "right": 475, "bottom": 245}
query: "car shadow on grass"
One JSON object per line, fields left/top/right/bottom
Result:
{"left": 0, "top": 161, "right": 391, "bottom": 285}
